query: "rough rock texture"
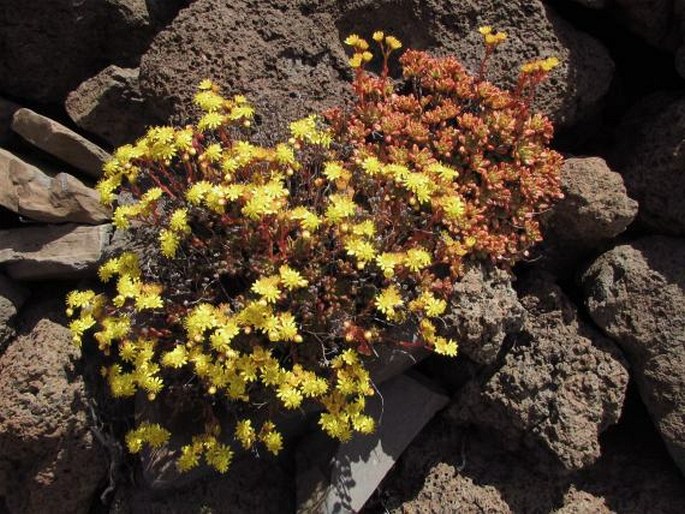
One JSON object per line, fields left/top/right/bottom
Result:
{"left": 540, "top": 156, "right": 638, "bottom": 273}
{"left": 0, "top": 149, "right": 111, "bottom": 224}
{"left": 139, "top": 0, "right": 613, "bottom": 134}
{"left": 582, "top": 236, "right": 685, "bottom": 475}
{"left": 11, "top": 108, "right": 111, "bottom": 178}
{"left": 366, "top": 410, "right": 685, "bottom": 514}
{"left": 0, "top": 274, "right": 29, "bottom": 349}
{"left": 610, "top": 93, "right": 685, "bottom": 235}
{"left": 0, "top": 0, "right": 189, "bottom": 103}
{"left": 66, "top": 66, "right": 150, "bottom": 147}
{"left": 0, "top": 224, "right": 112, "bottom": 280}
{"left": 0, "top": 299, "right": 106, "bottom": 514}
{"left": 108, "top": 455, "right": 292, "bottom": 514}
{"left": 442, "top": 264, "right": 524, "bottom": 365}
{"left": 449, "top": 274, "right": 629, "bottom": 471}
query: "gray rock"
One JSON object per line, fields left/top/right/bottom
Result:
{"left": 0, "top": 274, "right": 29, "bottom": 349}
{"left": 0, "top": 149, "right": 111, "bottom": 224}
{"left": 449, "top": 274, "right": 629, "bottom": 471}
{"left": 0, "top": 224, "right": 112, "bottom": 280}
{"left": 610, "top": 93, "right": 685, "bottom": 235}
{"left": 66, "top": 66, "right": 149, "bottom": 147}
{"left": 0, "top": 299, "right": 107, "bottom": 514}
{"left": 612, "top": 0, "right": 681, "bottom": 50}
{"left": 540, "top": 157, "right": 638, "bottom": 273}
{"left": 582, "top": 236, "right": 685, "bottom": 475}
{"left": 11, "top": 108, "right": 111, "bottom": 178}
{"left": 139, "top": 0, "right": 613, "bottom": 134}
{"left": 442, "top": 263, "right": 525, "bottom": 365}
{"left": 296, "top": 374, "right": 449, "bottom": 513}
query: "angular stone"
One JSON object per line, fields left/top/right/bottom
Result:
{"left": 0, "top": 298, "right": 106, "bottom": 514}
{"left": 540, "top": 157, "right": 638, "bottom": 273}
{"left": 11, "top": 108, "right": 111, "bottom": 178}
{"left": 583, "top": 236, "right": 685, "bottom": 475}
{"left": 0, "top": 149, "right": 110, "bottom": 224}
{"left": 0, "top": 273, "right": 29, "bottom": 349}
{"left": 449, "top": 274, "right": 629, "bottom": 471}
{"left": 296, "top": 374, "right": 449, "bottom": 513}
{"left": 66, "top": 66, "right": 149, "bottom": 147}
{"left": 0, "top": 224, "right": 112, "bottom": 280}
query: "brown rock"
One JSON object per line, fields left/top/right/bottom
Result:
{"left": 582, "top": 236, "right": 685, "bottom": 475}
{"left": 449, "top": 274, "right": 629, "bottom": 471}
{"left": 11, "top": 108, "right": 111, "bottom": 178}
{"left": 610, "top": 93, "right": 685, "bottom": 235}
{"left": 0, "top": 273, "right": 29, "bottom": 349}
{"left": 442, "top": 263, "right": 524, "bottom": 365}
{"left": 540, "top": 156, "right": 638, "bottom": 273}
{"left": 0, "top": 149, "right": 110, "bottom": 224}
{"left": 0, "top": 299, "right": 106, "bottom": 514}
{"left": 139, "top": 0, "right": 613, "bottom": 134}
{"left": 0, "top": 0, "right": 188, "bottom": 104}
{"left": 66, "top": 66, "right": 150, "bottom": 147}
{"left": 0, "top": 224, "right": 112, "bottom": 280}
{"left": 369, "top": 411, "right": 685, "bottom": 513}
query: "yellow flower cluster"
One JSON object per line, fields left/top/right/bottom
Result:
{"left": 478, "top": 25, "right": 507, "bottom": 47}
{"left": 125, "top": 422, "right": 171, "bottom": 453}
{"left": 177, "top": 431, "right": 234, "bottom": 473}
{"left": 521, "top": 56, "right": 561, "bottom": 74}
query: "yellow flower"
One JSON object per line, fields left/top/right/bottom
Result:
{"left": 372, "top": 31, "right": 384, "bottom": 42}
{"left": 375, "top": 285, "right": 404, "bottom": 318}
{"left": 261, "top": 428, "right": 283, "bottom": 455}
{"left": 202, "top": 143, "right": 223, "bottom": 162}
{"left": 198, "top": 79, "right": 215, "bottom": 91}
{"left": 433, "top": 336, "right": 458, "bottom": 357}
{"left": 205, "top": 440, "right": 233, "bottom": 473}
{"left": 277, "top": 383, "right": 303, "bottom": 409}
{"left": 279, "top": 265, "right": 308, "bottom": 290}
{"left": 323, "top": 161, "right": 345, "bottom": 181}
{"left": 169, "top": 208, "right": 191, "bottom": 234}
{"left": 405, "top": 247, "right": 432, "bottom": 272}
{"left": 385, "top": 35, "right": 402, "bottom": 50}
{"left": 235, "top": 419, "right": 256, "bottom": 449}
{"left": 375, "top": 252, "right": 404, "bottom": 278}
{"left": 251, "top": 275, "right": 281, "bottom": 303}
{"left": 478, "top": 26, "right": 493, "bottom": 35}
{"left": 290, "top": 207, "right": 321, "bottom": 231}
{"left": 162, "top": 345, "right": 188, "bottom": 368}
{"left": 194, "top": 90, "right": 224, "bottom": 112}
{"left": 344, "top": 237, "right": 377, "bottom": 265}
{"left": 197, "top": 111, "right": 225, "bottom": 131}
{"left": 159, "top": 229, "right": 180, "bottom": 258}
{"left": 325, "top": 194, "right": 357, "bottom": 223}
{"left": 177, "top": 443, "right": 202, "bottom": 472}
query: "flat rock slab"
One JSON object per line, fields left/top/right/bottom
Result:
{"left": 11, "top": 108, "right": 111, "bottom": 178}
{"left": 296, "top": 374, "right": 449, "bottom": 513}
{"left": 0, "top": 148, "right": 110, "bottom": 224}
{"left": 0, "top": 224, "right": 112, "bottom": 280}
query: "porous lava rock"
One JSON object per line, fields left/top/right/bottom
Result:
{"left": 540, "top": 156, "right": 637, "bottom": 273}
{"left": 442, "top": 263, "right": 524, "bottom": 366}
{"left": 66, "top": 66, "right": 150, "bottom": 147}
{"left": 448, "top": 274, "right": 629, "bottom": 471}
{"left": 139, "top": 0, "right": 613, "bottom": 134}
{"left": 582, "top": 236, "right": 685, "bottom": 475}
{"left": 368, "top": 412, "right": 685, "bottom": 513}
{"left": 610, "top": 93, "right": 685, "bottom": 235}
{"left": 0, "top": 299, "right": 106, "bottom": 514}
{"left": 0, "top": 274, "right": 28, "bottom": 350}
